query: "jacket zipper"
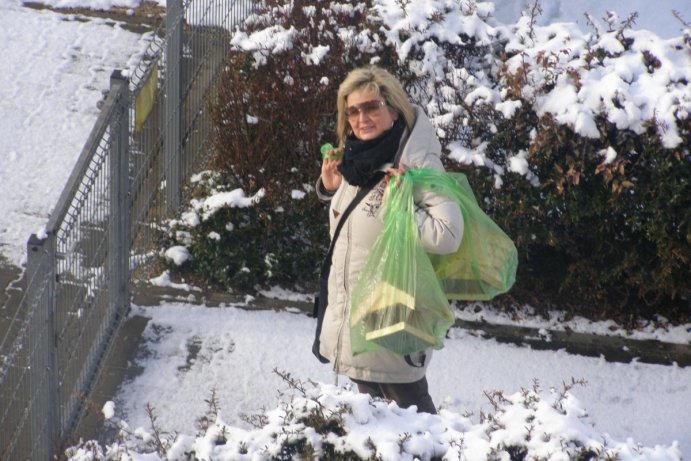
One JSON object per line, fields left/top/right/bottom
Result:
{"left": 333, "top": 186, "right": 356, "bottom": 380}
{"left": 332, "top": 185, "right": 346, "bottom": 229}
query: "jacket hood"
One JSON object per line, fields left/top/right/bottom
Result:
{"left": 396, "top": 106, "right": 442, "bottom": 168}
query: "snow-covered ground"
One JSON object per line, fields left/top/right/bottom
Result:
{"left": 101, "top": 302, "right": 690, "bottom": 458}
{"left": 1, "top": 0, "right": 689, "bottom": 458}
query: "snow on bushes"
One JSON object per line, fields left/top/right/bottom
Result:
{"left": 64, "top": 374, "right": 683, "bottom": 460}
{"left": 501, "top": 11, "right": 690, "bottom": 149}
{"left": 226, "top": 0, "right": 689, "bottom": 180}
{"left": 161, "top": 172, "right": 327, "bottom": 291}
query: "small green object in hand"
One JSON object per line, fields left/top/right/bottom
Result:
{"left": 321, "top": 143, "right": 343, "bottom": 159}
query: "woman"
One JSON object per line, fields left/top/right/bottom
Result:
{"left": 314, "top": 66, "right": 463, "bottom": 414}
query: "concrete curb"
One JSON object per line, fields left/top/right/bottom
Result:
{"left": 454, "top": 319, "right": 691, "bottom": 367}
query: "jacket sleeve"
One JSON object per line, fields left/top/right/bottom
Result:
{"left": 315, "top": 176, "right": 336, "bottom": 202}
{"left": 412, "top": 154, "right": 463, "bottom": 255}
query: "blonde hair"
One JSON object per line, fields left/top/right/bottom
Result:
{"left": 336, "top": 66, "right": 416, "bottom": 147}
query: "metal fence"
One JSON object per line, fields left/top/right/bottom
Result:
{"left": 0, "top": 0, "right": 256, "bottom": 459}
{"left": 130, "top": 0, "right": 257, "bottom": 280}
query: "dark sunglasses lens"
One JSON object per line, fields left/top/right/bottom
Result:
{"left": 362, "top": 101, "right": 382, "bottom": 114}
{"left": 346, "top": 101, "right": 383, "bottom": 118}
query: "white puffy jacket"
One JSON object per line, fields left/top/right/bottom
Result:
{"left": 317, "top": 107, "right": 463, "bottom": 383}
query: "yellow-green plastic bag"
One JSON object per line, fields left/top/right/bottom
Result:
{"left": 350, "top": 168, "right": 517, "bottom": 356}
{"left": 350, "top": 170, "right": 455, "bottom": 357}
{"left": 415, "top": 169, "right": 518, "bottom": 301}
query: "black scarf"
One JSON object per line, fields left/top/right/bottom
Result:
{"left": 338, "top": 119, "right": 405, "bottom": 187}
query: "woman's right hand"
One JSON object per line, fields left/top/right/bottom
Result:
{"left": 321, "top": 147, "right": 344, "bottom": 192}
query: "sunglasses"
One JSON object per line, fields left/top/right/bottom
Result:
{"left": 344, "top": 100, "right": 387, "bottom": 120}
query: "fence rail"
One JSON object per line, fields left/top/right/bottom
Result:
{"left": 0, "top": 0, "right": 256, "bottom": 458}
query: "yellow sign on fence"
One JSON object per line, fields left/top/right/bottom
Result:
{"left": 135, "top": 63, "right": 158, "bottom": 134}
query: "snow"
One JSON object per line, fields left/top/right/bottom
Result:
{"left": 97, "top": 303, "right": 690, "bottom": 458}
{"left": 102, "top": 401, "right": 115, "bottom": 420}
{"left": 495, "top": 99, "right": 522, "bottom": 119}
{"left": 491, "top": 0, "right": 688, "bottom": 39}
{"left": 291, "top": 189, "right": 306, "bottom": 199}
{"left": 191, "top": 188, "right": 266, "bottom": 221}
{"left": 39, "top": 0, "right": 142, "bottom": 8}
{"left": 149, "top": 270, "right": 199, "bottom": 292}
{"left": 1, "top": 0, "right": 689, "bottom": 458}
{"left": 499, "top": 19, "right": 691, "bottom": 148}
{"left": 454, "top": 302, "right": 691, "bottom": 345}
{"left": 601, "top": 146, "right": 618, "bottom": 164}
{"left": 163, "top": 246, "right": 191, "bottom": 265}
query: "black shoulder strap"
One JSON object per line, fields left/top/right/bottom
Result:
{"left": 320, "top": 172, "right": 385, "bottom": 277}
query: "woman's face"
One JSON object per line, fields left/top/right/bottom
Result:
{"left": 346, "top": 89, "right": 398, "bottom": 141}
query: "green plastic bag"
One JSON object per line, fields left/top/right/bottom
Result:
{"left": 350, "top": 170, "right": 455, "bottom": 357}
{"left": 412, "top": 169, "right": 518, "bottom": 301}
{"left": 350, "top": 168, "right": 517, "bottom": 356}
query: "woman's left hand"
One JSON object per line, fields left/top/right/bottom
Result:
{"left": 382, "top": 164, "right": 406, "bottom": 203}
{"left": 386, "top": 164, "right": 406, "bottom": 185}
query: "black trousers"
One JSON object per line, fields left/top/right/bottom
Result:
{"left": 351, "top": 376, "right": 437, "bottom": 414}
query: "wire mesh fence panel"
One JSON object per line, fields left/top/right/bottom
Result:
{"left": 48, "top": 72, "right": 131, "bottom": 444}
{"left": 0, "top": 247, "right": 55, "bottom": 461}
{"left": 53, "top": 130, "right": 114, "bottom": 438}
{"left": 129, "top": 0, "right": 258, "bottom": 281}
{"left": 129, "top": 33, "right": 169, "bottom": 282}
{"left": 0, "top": 75, "right": 130, "bottom": 459}
{"left": 181, "top": 0, "right": 258, "bottom": 174}
{"left": 180, "top": 0, "right": 239, "bottom": 183}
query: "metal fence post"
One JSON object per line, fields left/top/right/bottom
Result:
{"left": 166, "top": 0, "right": 183, "bottom": 213}
{"left": 26, "top": 232, "right": 59, "bottom": 460}
{"left": 110, "top": 70, "right": 131, "bottom": 320}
